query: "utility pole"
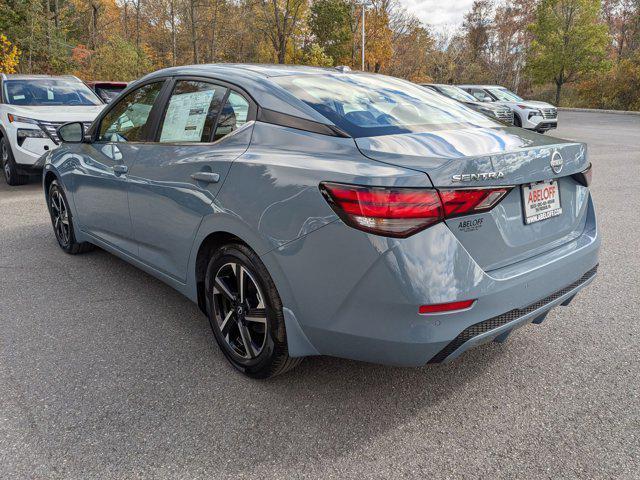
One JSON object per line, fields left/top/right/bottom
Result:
{"left": 358, "top": 1, "right": 370, "bottom": 71}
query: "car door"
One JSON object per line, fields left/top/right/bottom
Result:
{"left": 127, "top": 77, "right": 255, "bottom": 282}
{"left": 73, "top": 80, "right": 167, "bottom": 254}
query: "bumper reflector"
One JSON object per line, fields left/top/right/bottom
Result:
{"left": 419, "top": 299, "right": 475, "bottom": 315}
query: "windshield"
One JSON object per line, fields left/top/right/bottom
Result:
{"left": 3, "top": 79, "right": 103, "bottom": 106}
{"left": 487, "top": 87, "right": 523, "bottom": 102}
{"left": 273, "top": 74, "right": 498, "bottom": 138}
{"left": 436, "top": 85, "right": 478, "bottom": 103}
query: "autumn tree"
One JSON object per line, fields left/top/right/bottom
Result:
{"left": 603, "top": 0, "right": 640, "bottom": 60}
{"left": 527, "top": 0, "right": 610, "bottom": 104}
{"left": 256, "top": 0, "right": 308, "bottom": 63}
{"left": 462, "top": 0, "right": 493, "bottom": 62}
{"left": 387, "top": 7, "right": 435, "bottom": 80}
{"left": 0, "top": 34, "right": 20, "bottom": 73}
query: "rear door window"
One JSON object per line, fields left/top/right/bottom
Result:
{"left": 159, "top": 80, "right": 227, "bottom": 143}
{"left": 213, "top": 92, "right": 250, "bottom": 141}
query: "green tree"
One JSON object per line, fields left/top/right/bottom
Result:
{"left": 88, "top": 37, "right": 150, "bottom": 81}
{"left": 308, "top": 0, "right": 353, "bottom": 65}
{"left": 527, "top": 0, "right": 610, "bottom": 105}
{"left": 302, "top": 43, "right": 334, "bottom": 66}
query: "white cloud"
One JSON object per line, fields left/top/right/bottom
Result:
{"left": 398, "top": 0, "right": 475, "bottom": 28}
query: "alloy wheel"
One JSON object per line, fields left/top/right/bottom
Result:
{"left": 1, "top": 141, "right": 10, "bottom": 181}
{"left": 212, "top": 262, "right": 268, "bottom": 359}
{"left": 50, "top": 189, "right": 70, "bottom": 246}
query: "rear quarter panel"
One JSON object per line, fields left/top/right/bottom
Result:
{"left": 188, "top": 122, "right": 431, "bottom": 305}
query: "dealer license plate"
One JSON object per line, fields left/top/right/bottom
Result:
{"left": 522, "top": 180, "right": 562, "bottom": 224}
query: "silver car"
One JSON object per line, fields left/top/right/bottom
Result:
{"left": 43, "top": 65, "right": 599, "bottom": 378}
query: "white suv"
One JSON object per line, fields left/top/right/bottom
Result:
{"left": 0, "top": 74, "right": 105, "bottom": 185}
{"left": 459, "top": 85, "right": 558, "bottom": 133}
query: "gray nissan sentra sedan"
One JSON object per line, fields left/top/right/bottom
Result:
{"left": 43, "top": 64, "right": 600, "bottom": 378}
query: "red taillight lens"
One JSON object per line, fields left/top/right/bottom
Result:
{"left": 320, "top": 182, "right": 443, "bottom": 238}
{"left": 419, "top": 299, "right": 475, "bottom": 314}
{"left": 439, "top": 187, "right": 511, "bottom": 218}
{"left": 320, "top": 182, "right": 512, "bottom": 238}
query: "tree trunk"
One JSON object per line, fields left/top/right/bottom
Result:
{"left": 45, "top": 0, "right": 52, "bottom": 69}
{"left": 53, "top": 0, "right": 59, "bottom": 29}
{"left": 190, "top": 0, "right": 198, "bottom": 63}
{"left": 555, "top": 81, "right": 562, "bottom": 106}
{"left": 91, "top": 3, "right": 99, "bottom": 50}
{"left": 209, "top": 0, "right": 219, "bottom": 62}
{"left": 277, "top": 37, "right": 286, "bottom": 63}
{"left": 135, "top": 2, "right": 141, "bottom": 51}
{"left": 122, "top": 1, "right": 128, "bottom": 39}
{"left": 170, "top": 0, "right": 177, "bottom": 66}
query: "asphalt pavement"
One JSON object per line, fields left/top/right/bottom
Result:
{"left": 1, "top": 111, "right": 638, "bottom": 479}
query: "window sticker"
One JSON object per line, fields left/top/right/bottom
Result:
{"left": 160, "top": 90, "right": 214, "bottom": 142}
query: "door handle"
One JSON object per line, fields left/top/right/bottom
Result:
{"left": 113, "top": 164, "right": 128, "bottom": 175}
{"left": 191, "top": 171, "right": 220, "bottom": 184}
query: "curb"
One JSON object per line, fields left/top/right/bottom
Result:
{"left": 558, "top": 107, "right": 640, "bottom": 116}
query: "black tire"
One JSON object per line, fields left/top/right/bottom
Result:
{"left": 205, "top": 243, "right": 302, "bottom": 378}
{"left": 513, "top": 113, "right": 522, "bottom": 128}
{"left": 1, "top": 136, "right": 29, "bottom": 186}
{"left": 47, "top": 180, "right": 94, "bottom": 254}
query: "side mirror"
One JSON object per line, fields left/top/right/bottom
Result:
{"left": 57, "top": 122, "right": 86, "bottom": 143}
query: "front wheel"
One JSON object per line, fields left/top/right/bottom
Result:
{"left": 48, "top": 180, "right": 94, "bottom": 254}
{"left": 205, "top": 243, "right": 302, "bottom": 378}
{"left": 513, "top": 113, "right": 522, "bottom": 128}
{"left": 1, "top": 136, "right": 29, "bottom": 186}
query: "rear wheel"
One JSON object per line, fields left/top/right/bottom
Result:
{"left": 1, "top": 136, "right": 29, "bottom": 186}
{"left": 48, "top": 180, "right": 94, "bottom": 254}
{"left": 205, "top": 243, "right": 301, "bottom": 378}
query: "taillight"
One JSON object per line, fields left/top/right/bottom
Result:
{"left": 319, "top": 182, "right": 443, "bottom": 238}
{"left": 320, "top": 182, "right": 512, "bottom": 238}
{"left": 438, "top": 188, "right": 510, "bottom": 218}
{"left": 572, "top": 163, "right": 592, "bottom": 187}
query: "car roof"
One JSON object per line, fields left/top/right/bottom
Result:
{"left": 131, "top": 64, "right": 367, "bottom": 126}
{"left": 423, "top": 83, "right": 461, "bottom": 88}
{"left": 87, "top": 81, "right": 128, "bottom": 87}
{"left": 458, "top": 85, "right": 504, "bottom": 89}
{"left": 1, "top": 73, "right": 81, "bottom": 82}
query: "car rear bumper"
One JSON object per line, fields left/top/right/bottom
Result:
{"left": 429, "top": 264, "right": 597, "bottom": 363}
{"left": 264, "top": 194, "right": 600, "bottom": 366}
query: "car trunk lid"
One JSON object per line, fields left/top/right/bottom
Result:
{"left": 355, "top": 126, "right": 591, "bottom": 271}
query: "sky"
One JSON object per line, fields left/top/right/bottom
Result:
{"left": 398, "top": 0, "right": 475, "bottom": 29}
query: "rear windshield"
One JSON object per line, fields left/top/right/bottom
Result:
{"left": 95, "top": 86, "right": 126, "bottom": 102}
{"left": 273, "top": 74, "right": 497, "bottom": 138}
{"left": 3, "top": 79, "right": 102, "bottom": 106}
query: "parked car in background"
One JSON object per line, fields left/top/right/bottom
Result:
{"left": 421, "top": 83, "right": 514, "bottom": 125}
{"left": 86, "top": 81, "right": 128, "bottom": 103}
{"left": 0, "top": 74, "right": 104, "bottom": 185}
{"left": 459, "top": 84, "right": 558, "bottom": 133}
{"left": 44, "top": 65, "right": 598, "bottom": 378}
